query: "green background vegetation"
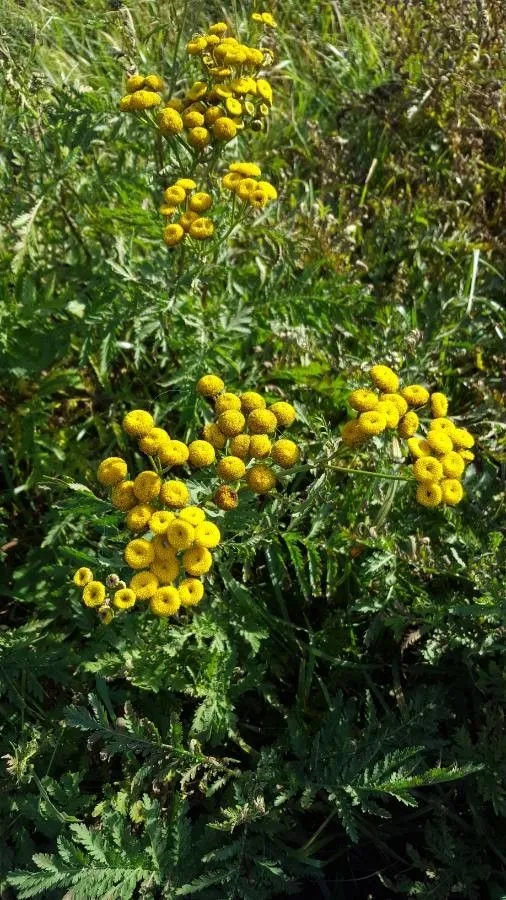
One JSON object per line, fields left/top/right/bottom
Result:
{"left": 1, "top": 0, "right": 505, "bottom": 896}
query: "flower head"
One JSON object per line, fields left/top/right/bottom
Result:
{"left": 197, "top": 374, "right": 225, "bottom": 397}
{"left": 440, "top": 452, "right": 465, "bottom": 479}
{"left": 158, "top": 108, "right": 184, "bottom": 135}
{"left": 357, "top": 410, "right": 387, "bottom": 436}
{"left": 73, "top": 567, "right": 93, "bottom": 588}
{"left": 139, "top": 428, "right": 171, "bottom": 456}
{"left": 249, "top": 434, "right": 272, "bottom": 459}
{"left": 430, "top": 417, "right": 456, "bottom": 436}
{"left": 214, "top": 485, "right": 239, "bottom": 510}
{"left": 133, "top": 471, "right": 161, "bottom": 502}
{"left": 229, "top": 434, "right": 251, "bottom": 459}
{"left": 402, "top": 384, "right": 430, "bottom": 407}
{"left": 217, "top": 456, "right": 246, "bottom": 481}
{"left": 246, "top": 464, "right": 276, "bottom": 493}
{"left": 179, "top": 578, "right": 204, "bottom": 607}
{"left": 150, "top": 557, "right": 179, "bottom": 584}
{"left": 179, "top": 506, "right": 206, "bottom": 527}
{"left": 187, "top": 126, "right": 210, "bottom": 149}
{"left": 189, "top": 192, "right": 213, "bottom": 213}
{"left": 341, "top": 420, "right": 365, "bottom": 447}
{"left": 150, "top": 587, "right": 181, "bottom": 617}
{"left": 166, "top": 519, "right": 195, "bottom": 551}
{"left": 426, "top": 430, "right": 453, "bottom": 455}
{"left": 398, "top": 411, "right": 419, "bottom": 438}
{"left": 370, "top": 365, "right": 399, "bottom": 393}
{"left": 215, "top": 392, "right": 241, "bottom": 414}
{"left": 130, "top": 571, "right": 159, "bottom": 600}
{"left": 158, "top": 440, "right": 189, "bottom": 466}
{"left": 348, "top": 390, "right": 378, "bottom": 412}
{"left": 248, "top": 408, "right": 278, "bottom": 434}
{"left": 218, "top": 410, "right": 246, "bottom": 436}
{"left": 163, "top": 223, "right": 185, "bottom": 247}
{"left": 126, "top": 504, "right": 155, "bottom": 532}
{"left": 113, "top": 588, "right": 136, "bottom": 610}
{"left": 240, "top": 391, "right": 265, "bottom": 413}
{"left": 375, "top": 400, "right": 400, "bottom": 428}
{"left": 416, "top": 481, "right": 442, "bottom": 508}
{"left": 123, "top": 410, "right": 155, "bottom": 437}
{"left": 441, "top": 478, "right": 464, "bottom": 506}
{"left": 149, "top": 510, "right": 175, "bottom": 534}
{"left": 194, "top": 521, "right": 221, "bottom": 549}
{"left": 97, "top": 457, "right": 128, "bottom": 486}
{"left": 407, "top": 437, "right": 431, "bottom": 458}
{"left": 188, "top": 440, "right": 216, "bottom": 467}
{"left": 452, "top": 428, "right": 475, "bottom": 450}
{"left": 160, "top": 480, "right": 190, "bottom": 508}
{"left": 269, "top": 401, "right": 296, "bottom": 427}
{"left": 380, "top": 393, "right": 408, "bottom": 416}
{"left": 188, "top": 217, "right": 214, "bottom": 240}
{"left": 83, "top": 581, "right": 106, "bottom": 608}
{"left": 413, "top": 457, "right": 443, "bottom": 483}
{"left": 124, "top": 539, "right": 155, "bottom": 569}
{"left": 183, "top": 546, "right": 213, "bottom": 576}
{"left": 430, "top": 392, "right": 449, "bottom": 418}
{"left": 271, "top": 439, "right": 299, "bottom": 468}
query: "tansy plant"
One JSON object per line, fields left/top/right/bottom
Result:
{"left": 340, "top": 364, "right": 476, "bottom": 509}
{"left": 118, "top": 14, "right": 278, "bottom": 250}
{"left": 72, "top": 373, "right": 300, "bottom": 624}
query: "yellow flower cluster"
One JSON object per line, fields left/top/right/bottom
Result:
{"left": 119, "top": 73, "right": 164, "bottom": 112}
{"left": 79, "top": 409, "right": 223, "bottom": 620}
{"left": 342, "top": 365, "right": 475, "bottom": 509}
{"left": 251, "top": 11, "right": 278, "bottom": 27}
{"left": 160, "top": 178, "right": 214, "bottom": 247}
{"left": 196, "top": 373, "right": 299, "bottom": 507}
{"left": 222, "top": 161, "right": 277, "bottom": 209}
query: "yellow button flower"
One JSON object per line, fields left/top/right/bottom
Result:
{"left": 158, "top": 440, "right": 189, "bottom": 466}
{"left": 166, "top": 98, "right": 185, "bottom": 111}
{"left": 189, "top": 192, "right": 213, "bottom": 213}
{"left": 398, "top": 411, "right": 419, "bottom": 438}
{"left": 248, "top": 408, "right": 278, "bottom": 434}
{"left": 202, "top": 422, "right": 227, "bottom": 449}
{"left": 179, "top": 211, "right": 199, "bottom": 231}
{"left": 179, "top": 578, "right": 204, "bottom": 607}
{"left": 407, "top": 437, "right": 431, "bottom": 458}
{"left": 150, "top": 587, "right": 181, "bottom": 617}
{"left": 413, "top": 457, "right": 443, "bottom": 483}
{"left": 188, "top": 217, "right": 214, "bottom": 240}
{"left": 150, "top": 558, "right": 179, "bottom": 584}
{"left": 357, "top": 410, "right": 387, "bottom": 436}
{"left": 97, "top": 457, "right": 127, "bottom": 486}
{"left": 217, "top": 456, "right": 246, "bottom": 481}
{"left": 133, "top": 471, "right": 161, "bottom": 502}
{"left": 430, "top": 392, "right": 449, "bottom": 418}
{"left": 179, "top": 506, "right": 206, "bottom": 526}
{"left": 208, "top": 21, "right": 228, "bottom": 35}
{"left": 187, "top": 126, "right": 210, "bottom": 149}
{"left": 380, "top": 393, "right": 408, "bottom": 416}
{"left": 163, "top": 223, "right": 185, "bottom": 248}
{"left": 229, "top": 162, "right": 262, "bottom": 177}
{"left": 197, "top": 374, "right": 225, "bottom": 397}
{"left": 441, "top": 452, "right": 465, "bottom": 479}
{"left": 249, "top": 189, "right": 269, "bottom": 209}
{"left": 163, "top": 185, "right": 186, "bottom": 206}
{"left": 127, "top": 90, "right": 162, "bottom": 110}
{"left": 213, "top": 485, "right": 239, "bottom": 510}
{"left": 188, "top": 440, "right": 216, "bottom": 467}
{"left": 73, "top": 567, "right": 93, "bottom": 588}
{"left": 375, "top": 400, "right": 400, "bottom": 428}
{"left": 123, "top": 409, "right": 155, "bottom": 437}
{"left": 124, "top": 538, "right": 155, "bottom": 569}
{"left": 183, "top": 546, "right": 213, "bottom": 576}
{"left": 249, "top": 434, "right": 272, "bottom": 459}
{"left": 176, "top": 178, "right": 197, "bottom": 190}
{"left": 246, "top": 464, "right": 276, "bottom": 493}
{"left": 401, "top": 384, "right": 430, "bottom": 407}
{"left": 205, "top": 105, "right": 225, "bottom": 125}
{"left": 215, "top": 392, "right": 241, "bottom": 414}
{"left": 256, "top": 78, "right": 273, "bottom": 105}
{"left": 452, "top": 428, "right": 475, "bottom": 449}
{"left": 186, "top": 36, "right": 208, "bottom": 54}
{"left": 348, "top": 389, "right": 378, "bottom": 412}
{"left": 429, "top": 417, "right": 456, "bottom": 436}
{"left": 271, "top": 439, "right": 299, "bottom": 468}
{"left": 269, "top": 401, "right": 296, "bottom": 427}
{"left": 113, "top": 588, "right": 136, "bottom": 610}
{"left": 227, "top": 435, "right": 249, "bottom": 461}
{"left": 218, "top": 410, "right": 246, "bottom": 436}
{"left": 126, "top": 74, "right": 145, "bottom": 93}
{"left": 225, "top": 97, "right": 243, "bottom": 116}
{"left": 459, "top": 449, "right": 474, "bottom": 463}
{"left": 166, "top": 519, "right": 195, "bottom": 551}
{"left": 369, "top": 365, "right": 399, "bottom": 393}
{"left": 144, "top": 74, "right": 164, "bottom": 91}
{"left": 341, "top": 420, "right": 366, "bottom": 447}
{"left": 213, "top": 117, "right": 237, "bottom": 141}
{"left": 441, "top": 478, "right": 464, "bottom": 506}
{"left": 130, "top": 571, "right": 159, "bottom": 600}
{"left": 416, "top": 481, "right": 442, "bottom": 508}
{"left": 139, "top": 428, "right": 171, "bottom": 455}
{"left": 160, "top": 480, "right": 190, "bottom": 508}
{"left": 126, "top": 504, "right": 155, "bottom": 532}
{"left": 193, "top": 521, "right": 221, "bottom": 549}
{"left": 152, "top": 535, "right": 178, "bottom": 562}
{"left": 111, "top": 480, "right": 137, "bottom": 511}
{"left": 183, "top": 109, "right": 205, "bottom": 129}
{"left": 83, "top": 581, "right": 106, "bottom": 608}
{"left": 149, "top": 510, "right": 175, "bottom": 534}
{"left": 426, "top": 431, "right": 453, "bottom": 455}
{"left": 222, "top": 172, "right": 244, "bottom": 190}
{"left": 158, "top": 107, "right": 184, "bottom": 135}
{"left": 160, "top": 204, "right": 176, "bottom": 216}
{"left": 240, "top": 391, "right": 266, "bottom": 413}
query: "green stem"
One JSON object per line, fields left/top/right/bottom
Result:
{"left": 167, "top": 0, "right": 189, "bottom": 98}
{"left": 329, "top": 464, "right": 410, "bottom": 482}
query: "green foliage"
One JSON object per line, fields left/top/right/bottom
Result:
{"left": 1, "top": 0, "right": 506, "bottom": 898}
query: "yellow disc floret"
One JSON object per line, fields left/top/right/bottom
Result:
{"left": 83, "top": 581, "right": 106, "bottom": 608}
{"left": 429, "top": 417, "right": 456, "bottom": 436}
{"left": 163, "top": 223, "right": 185, "bottom": 247}
{"left": 380, "top": 393, "right": 408, "bottom": 416}
{"left": 413, "top": 457, "right": 443, "bottom": 482}
{"left": 214, "top": 485, "right": 239, "bottom": 510}
{"left": 189, "top": 192, "right": 213, "bottom": 213}
{"left": 398, "top": 412, "right": 419, "bottom": 438}
{"left": 150, "top": 557, "right": 179, "bottom": 584}
{"left": 73, "top": 567, "right": 93, "bottom": 588}
{"left": 348, "top": 390, "right": 378, "bottom": 412}
{"left": 357, "top": 410, "right": 387, "bottom": 436}
{"left": 166, "top": 519, "right": 195, "bottom": 551}
{"left": 248, "top": 408, "right": 278, "bottom": 434}
{"left": 97, "top": 457, "right": 127, "bottom": 486}
{"left": 123, "top": 410, "right": 155, "bottom": 437}
{"left": 179, "top": 506, "right": 206, "bottom": 526}
{"left": 271, "top": 439, "right": 299, "bottom": 468}
{"left": 452, "top": 428, "right": 475, "bottom": 450}
{"left": 193, "top": 521, "right": 221, "bottom": 549}
{"left": 402, "top": 384, "right": 430, "bottom": 407}
{"left": 160, "top": 480, "right": 190, "bottom": 508}
{"left": 197, "top": 374, "right": 225, "bottom": 397}
{"left": 138, "top": 428, "right": 171, "bottom": 456}
{"left": 426, "top": 431, "right": 453, "bottom": 455}
{"left": 149, "top": 510, "right": 175, "bottom": 534}
{"left": 246, "top": 464, "right": 276, "bottom": 493}
{"left": 217, "top": 456, "right": 246, "bottom": 481}
{"left": 133, "top": 471, "right": 162, "bottom": 502}
{"left": 441, "top": 478, "right": 464, "bottom": 506}
{"left": 440, "top": 452, "right": 465, "bottom": 479}
{"left": 182, "top": 546, "right": 213, "bottom": 576}
{"left": 124, "top": 538, "right": 155, "bottom": 569}
{"left": 249, "top": 434, "right": 272, "bottom": 459}
{"left": 113, "top": 588, "right": 136, "bottom": 610}
{"left": 126, "top": 504, "right": 155, "bottom": 532}
{"left": 416, "top": 481, "right": 443, "bottom": 508}
{"left": 130, "top": 571, "right": 159, "bottom": 600}
{"left": 158, "top": 107, "right": 184, "bottom": 135}
{"left": 202, "top": 422, "right": 227, "bottom": 449}
{"left": 407, "top": 437, "right": 431, "bottom": 458}
{"left": 229, "top": 434, "right": 251, "bottom": 459}
{"left": 150, "top": 586, "right": 181, "bottom": 617}
{"left": 370, "top": 365, "right": 399, "bottom": 393}
{"left": 218, "top": 410, "right": 246, "bottom": 437}
{"left": 188, "top": 440, "right": 216, "bottom": 467}
{"left": 240, "top": 391, "right": 266, "bottom": 413}
{"left": 269, "top": 401, "right": 296, "bottom": 427}
{"left": 430, "top": 392, "right": 449, "bottom": 418}
{"left": 215, "top": 392, "right": 241, "bottom": 415}
{"left": 179, "top": 578, "right": 204, "bottom": 607}
{"left": 375, "top": 400, "right": 400, "bottom": 428}
{"left": 158, "top": 440, "right": 189, "bottom": 466}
